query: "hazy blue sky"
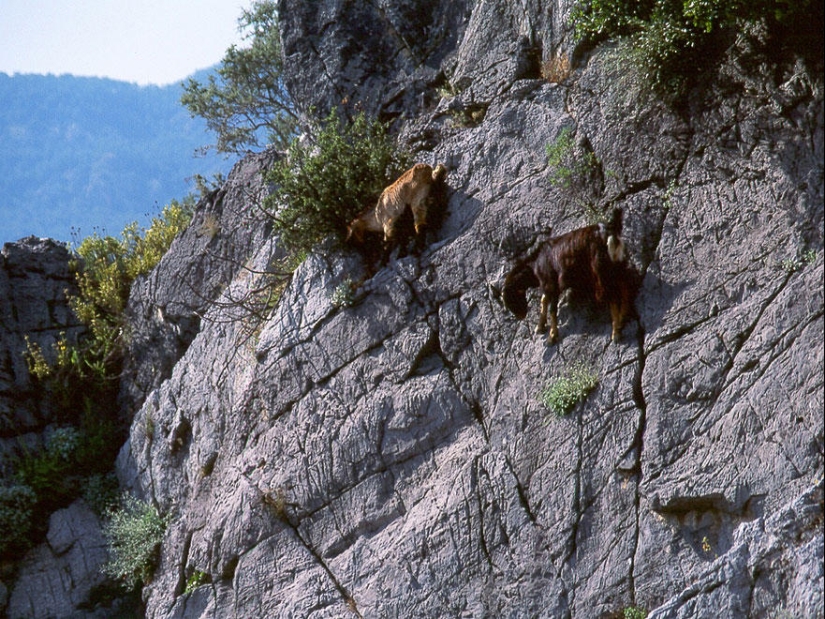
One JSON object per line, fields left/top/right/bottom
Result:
{"left": 0, "top": 0, "right": 249, "bottom": 85}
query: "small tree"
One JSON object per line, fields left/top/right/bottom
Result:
{"left": 181, "top": 0, "right": 299, "bottom": 154}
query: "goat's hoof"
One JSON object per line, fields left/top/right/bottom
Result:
{"left": 535, "top": 324, "right": 547, "bottom": 334}
{"left": 547, "top": 332, "right": 559, "bottom": 345}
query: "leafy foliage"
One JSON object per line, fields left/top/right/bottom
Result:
{"left": 0, "top": 484, "right": 37, "bottom": 556}
{"left": 264, "top": 108, "right": 412, "bottom": 257}
{"left": 540, "top": 363, "right": 599, "bottom": 416}
{"left": 14, "top": 427, "right": 80, "bottom": 499}
{"left": 572, "top": 0, "right": 815, "bottom": 96}
{"left": 181, "top": 0, "right": 298, "bottom": 154}
{"left": 13, "top": 201, "right": 192, "bottom": 556}
{"left": 8, "top": 399, "right": 122, "bottom": 533}
{"left": 185, "top": 570, "right": 210, "bottom": 594}
{"left": 26, "top": 199, "right": 193, "bottom": 388}
{"left": 546, "top": 127, "right": 598, "bottom": 189}
{"left": 331, "top": 278, "right": 357, "bottom": 308}
{"left": 102, "top": 495, "right": 170, "bottom": 590}
{"left": 545, "top": 127, "right": 603, "bottom": 215}
{"left": 82, "top": 472, "right": 121, "bottom": 517}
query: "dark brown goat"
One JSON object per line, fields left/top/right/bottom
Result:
{"left": 502, "top": 208, "right": 635, "bottom": 343}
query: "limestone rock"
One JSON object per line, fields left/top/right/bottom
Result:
{"left": 6, "top": 501, "right": 116, "bottom": 619}
{"left": 119, "top": 149, "right": 281, "bottom": 415}
{"left": 0, "top": 237, "right": 81, "bottom": 454}
{"left": 118, "top": 6, "right": 823, "bottom": 613}
{"left": 4, "top": 1, "right": 823, "bottom": 617}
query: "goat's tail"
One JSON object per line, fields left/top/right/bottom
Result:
{"left": 606, "top": 207, "right": 625, "bottom": 262}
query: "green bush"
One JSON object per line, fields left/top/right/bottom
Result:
{"left": 0, "top": 483, "right": 37, "bottom": 556}
{"left": 546, "top": 127, "right": 599, "bottom": 189}
{"left": 82, "top": 472, "right": 120, "bottom": 516}
{"left": 12, "top": 407, "right": 121, "bottom": 515}
{"left": 14, "top": 427, "right": 81, "bottom": 503}
{"left": 540, "top": 363, "right": 599, "bottom": 416}
{"left": 25, "top": 199, "right": 193, "bottom": 388}
{"left": 264, "top": 108, "right": 412, "bottom": 257}
{"left": 102, "top": 495, "right": 170, "bottom": 590}
{"left": 572, "top": 0, "right": 815, "bottom": 97}
{"left": 184, "top": 570, "right": 210, "bottom": 594}
{"left": 623, "top": 606, "right": 648, "bottom": 619}
{"left": 15, "top": 201, "right": 191, "bottom": 549}
{"left": 71, "top": 199, "right": 194, "bottom": 373}
{"left": 330, "top": 278, "right": 357, "bottom": 308}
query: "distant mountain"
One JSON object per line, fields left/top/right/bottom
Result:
{"left": 0, "top": 71, "right": 238, "bottom": 244}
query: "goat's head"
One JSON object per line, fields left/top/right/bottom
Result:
{"left": 432, "top": 163, "right": 448, "bottom": 183}
{"left": 502, "top": 262, "right": 539, "bottom": 320}
{"left": 345, "top": 220, "right": 364, "bottom": 245}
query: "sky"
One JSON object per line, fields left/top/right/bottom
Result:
{"left": 0, "top": 0, "right": 249, "bottom": 85}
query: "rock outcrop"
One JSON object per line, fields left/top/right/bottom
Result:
{"left": 119, "top": 149, "right": 280, "bottom": 414}
{"left": 0, "top": 237, "right": 81, "bottom": 456}
{"left": 5, "top": 501, "right": 120, "bottom": 619}
{"left": 3, "top": 1, "right": 823, "bottom": 618}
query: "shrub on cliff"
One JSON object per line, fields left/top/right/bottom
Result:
{"left": 0, "top": 484, "right": 37, "bottom": 556}
{"left": 572, "top": 0, "right": 817, "bottom": 97}
{"left": 102, "top": 495, "right": 170, "bottom": 590}
{"left": 540, "top": 363, "right": 599, "bottom": 416}
{"left": 264, "top": 108, "right": 412, "bottom": 257}
{"left": 17, "top": 201, "right": 192, "bottom": 546}
{"left": 26, "top": 199, "right": 193, "bottom": 387}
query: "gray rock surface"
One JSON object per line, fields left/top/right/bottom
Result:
{"left": 6, "top": 501, "right": 111, "bottom": 619}
{"left": 3, "top": 1, "right": 823, "bottom": 618}
{"left": 119, "top": 149, "right": 280, "bottom": 414}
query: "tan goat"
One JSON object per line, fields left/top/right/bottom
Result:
{"left": 347, "top": 162, "right": 448, "bottom": 262}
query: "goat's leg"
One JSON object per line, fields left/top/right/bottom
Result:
{"left": 381, "top": 221, "right": 397, "bottom": 266}
{"left": 536, "top": 294, "right": 548, "bottom": 334}
{"left": 609, "top": 301, "right": 623, "bottom": 342}
{"left": 547, "top": 299, "right": 559, "bottom": 344}
{"left": 411, "top": 204, "right": 427, "bottom": 255}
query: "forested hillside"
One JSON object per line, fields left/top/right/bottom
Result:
{"left": 0, "top": 72, "right": 233, "bottom": 243}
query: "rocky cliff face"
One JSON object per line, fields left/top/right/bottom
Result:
{"left": 0, "top": 238, "right": 81, "bottom": 456}
{"left": 3, "top": 1, "right": 823, "bottom": 618}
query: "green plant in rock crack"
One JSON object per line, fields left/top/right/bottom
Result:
{"left": 331, "top": 278, "right": 357, "bottom": 308}
{"left": 545, "top": 127, "right": 603, "bottom": 212}
{"left": 102, "top": 494, "right": 171, "bottom": 590}
{"left": 185, "top": 570, "right": 210, "bottom": 594}
{"left": 540, "top": 362, "right": 599, "bottom": 416}
{"left": 546, "top": 127, "right": 599, "bottom": 189}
